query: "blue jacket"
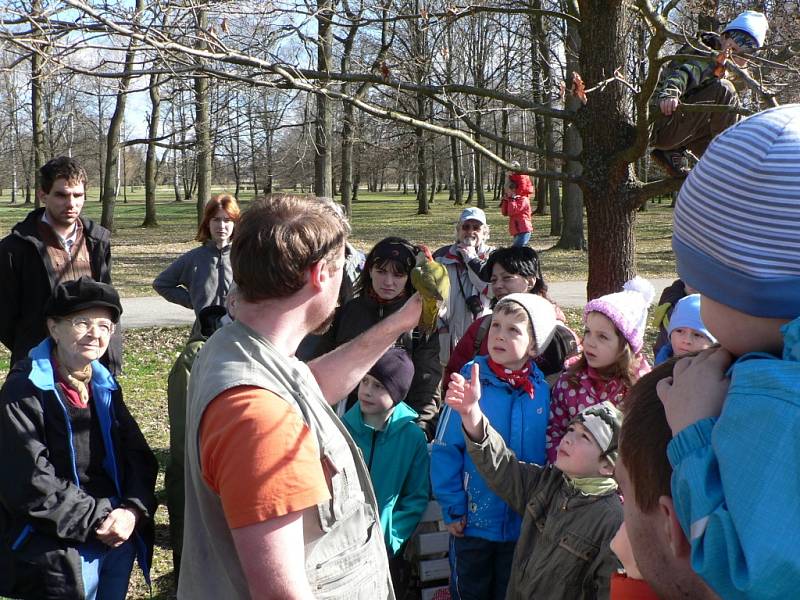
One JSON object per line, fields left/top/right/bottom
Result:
{"left": 667, "top": 316, "right": 800, "bottom": 600}
{"left": 431, "top": 355, "right": 549, "bottom": 542}
{"left": 343, "top": 401, "right": 430, "bottom": 556}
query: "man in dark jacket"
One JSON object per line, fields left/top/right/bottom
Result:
{"left": 0, "top": 156, "right": 121, "bottom": 373}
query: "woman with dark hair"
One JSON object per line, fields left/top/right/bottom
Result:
{"left": 153, "top": 193, "right": 240, "bottom": 318}
{"left": 0, "top": 278, "right": 158, "bottom": 600}
{"left": 443, "top": 245, "right": 579, "bottom": 384}
{"left": 314, "top": 236, "right": 442, "bottom": 439}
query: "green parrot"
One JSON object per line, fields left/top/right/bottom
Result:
{"left": 410, "top": 244, "right": 450, "bottom": 336}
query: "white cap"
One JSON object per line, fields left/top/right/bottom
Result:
{"left": 723, "top": 10, "right": 768, "bottom": 48}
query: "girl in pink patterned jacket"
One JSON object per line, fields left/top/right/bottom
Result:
{"left": 545, "top": 277, "right": 654, "bottom": 463}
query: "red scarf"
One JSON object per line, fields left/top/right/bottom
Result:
{"left": 582, "top": 366, "right": 626, "bottom": 404}
{"left": 487, "top": 358, "right": 535, "bottom": 398}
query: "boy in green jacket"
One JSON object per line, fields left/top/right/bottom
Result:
{"left": 343, "top": 347, "right": 430, "bottom": 591}
{"left": 445, "top": 363, "right": 623, "bottom": 599}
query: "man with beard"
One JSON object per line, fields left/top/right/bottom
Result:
{"left": 434, "top": 207, "right": 495, "bottom": 366}
{"left": 179, "top": 195, "right": 421, "bottom": 600}
{"left": 614, "top": 360, "right": 719, "bottom": 600}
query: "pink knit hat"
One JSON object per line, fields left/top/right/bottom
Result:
{"left": 583, "top": 277, "right": 656, "bottom": 353}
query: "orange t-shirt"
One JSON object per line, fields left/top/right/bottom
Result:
{"left": 200, "top": 385, "right": 331, "bottom": 529}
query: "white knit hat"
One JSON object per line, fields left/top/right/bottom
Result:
{"left": 723, "top": 10, "right": 768, "bottom": 48}
{"left": 495, "top": 293, "right": 557, "bottom": 354}
{"left": 583, "top": 277, "right": 656, "bottom": 354}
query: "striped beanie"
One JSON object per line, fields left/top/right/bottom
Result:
{"left": 672, "top": 105, "right": 800, "bottom": 320}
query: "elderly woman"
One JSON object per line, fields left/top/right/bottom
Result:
{"left": 0, "top": 277, "right": 158, "bottom": 600}
{"left": 153, "top": 193, "right": 240, "bottom": 317}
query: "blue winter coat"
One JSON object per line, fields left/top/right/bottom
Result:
{"left": 667, "top": 316, "right": 800, "bottom": 600}
{"left": 343, "top": 401, "right": 430, "bottom": 556}
{"left": 430, "top": 355, "right": 549, "bottom": 542}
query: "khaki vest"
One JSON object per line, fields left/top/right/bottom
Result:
{"left": 179, "top": 320, "right": 394, "bottom": 599}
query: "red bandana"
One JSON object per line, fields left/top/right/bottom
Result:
{"left": 487, "top": 358, "right": 535, "bottom": 398}
{"left": 582, "top": 366, "right": 626, "bottom": 403}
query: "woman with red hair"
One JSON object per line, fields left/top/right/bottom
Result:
{"left": 153, "top": 193, "right": 240, "bottom": 318}
{"left": 500, "top": 166, "right": 534, "bottom": 247}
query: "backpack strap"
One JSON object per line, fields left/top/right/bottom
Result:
{"left": 473, "top": 314, "right": 493, "bottom": 353}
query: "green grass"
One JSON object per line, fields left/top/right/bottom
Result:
{"left": 0, "top": 187, "right": 678, "bottom": 297}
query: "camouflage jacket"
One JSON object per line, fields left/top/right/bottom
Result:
{"left": 654, "top": 31, "right": 723, "bottom": 101}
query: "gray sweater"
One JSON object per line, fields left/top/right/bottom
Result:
{"left": 153, "top": 241, "right": 231, "bottom": 316}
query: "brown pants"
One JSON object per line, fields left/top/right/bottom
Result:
{"left": 651, "top": 78, "right": 739, "bottom": 157}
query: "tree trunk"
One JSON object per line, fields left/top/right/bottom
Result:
{"left": 314, "top": 0, "right": 334, "bottom": 198}
{"left": 194, "top": 8, "right": 211, "bottom": 225}
{"left": 557, "top": 2, "right": 585, "bottom": 251}
{"left": 578, "top": 0, "right": 637, "bottom": 298}
{"left": 100, "top": 1, "right": 140, "bottom": 230}
{"left": 30, "top": 0, "right": 45, "bottom": 207}
{"left": 142, "top": 70, "right": 161, "bottom": 227}
{"left": 416, "top": 95, "right": 429, "bottom": 214}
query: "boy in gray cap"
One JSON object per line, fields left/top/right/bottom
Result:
{"left": 446, "top": 364, "right": 623, "bottom": 600}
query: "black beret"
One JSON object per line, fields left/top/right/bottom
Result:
{"left": 45, "top": 277, "right": 123, "bottom": 323}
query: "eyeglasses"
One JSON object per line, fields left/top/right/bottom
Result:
{"left": 460, "top": 222, "right": 483, "bottom": 231}
{"left": 60, "top": 316, "right": 115, "bottom": 336}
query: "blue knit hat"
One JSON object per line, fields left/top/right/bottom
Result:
{"left": 667, "top": 295, "right": 716, "bottom": 343}
{"left": 673, "top": 105, "right": 800, "bottom": 320}
{"left": 723, "top": 10, "right": 768, "bottom": 49}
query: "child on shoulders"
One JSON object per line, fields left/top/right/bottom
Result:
{"left": 431, "top": 293, "right": 557, "bottom": 599}
{"left": 653, "top": 294, "right": 715, "bottom": 365}
{"left": 500, "top": 163, "right": 534, "bottom": 247}
{"left": 342, "top": 347, "right": 430, "bottom": 589}
{"left": 446, "top": 362, "right": 624, "bottom": 600}
{"left": 547, "top": 277, "right": 654, "bottom": 463}
{"left": 658, "top": 105, "right": 800, "bottom": 599}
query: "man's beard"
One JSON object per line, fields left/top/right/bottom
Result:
{"left": 310, "top": 305, "right": 337, "bottom": 336}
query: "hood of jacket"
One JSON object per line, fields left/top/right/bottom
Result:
{"left": 342, "top": 400, "right": 419, "bottom": 440}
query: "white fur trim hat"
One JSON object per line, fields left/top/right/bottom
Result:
{"left": 495, "top": 293, "right": 557, "bottom": 354}
{"left": 723, "top": 10, "right": 768, "bottom": 48}
{"left": 583, "top": 277, "right": 656, "bottom": 354}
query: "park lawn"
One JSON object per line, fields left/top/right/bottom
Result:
{"left": 0, "top": 187, "right": 677, "bottom": 297}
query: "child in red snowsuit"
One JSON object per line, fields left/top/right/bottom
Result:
{"left": 500, "top": 169, "right": 533, "bottom": 247}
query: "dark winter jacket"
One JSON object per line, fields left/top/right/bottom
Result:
{"left": 153, "top": 241, "right": 232, "bottom": 317}
{"left": 315, "top": 292, "right": 442, "bottom": 440}
{"left": 0, "top": 338, "right": 158, "bottom": 599}
{"left": 466, "top": 422, "right": 622, "bottom": 600}
{"left": 0, "top": 208, "right": 120, "bottom": 373}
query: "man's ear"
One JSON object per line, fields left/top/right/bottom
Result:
{"left": 308, "top": 260, "right": 326, "bottom": 291}
{"left": 36, "top": 188, "right": 46, "bottom": 204}
{"left": 658, "top": 495, "right": 691, "bottom": 559}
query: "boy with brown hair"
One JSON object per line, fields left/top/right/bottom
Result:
{"left": 615, "top": 360, "right": 718, "bottom": 600}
